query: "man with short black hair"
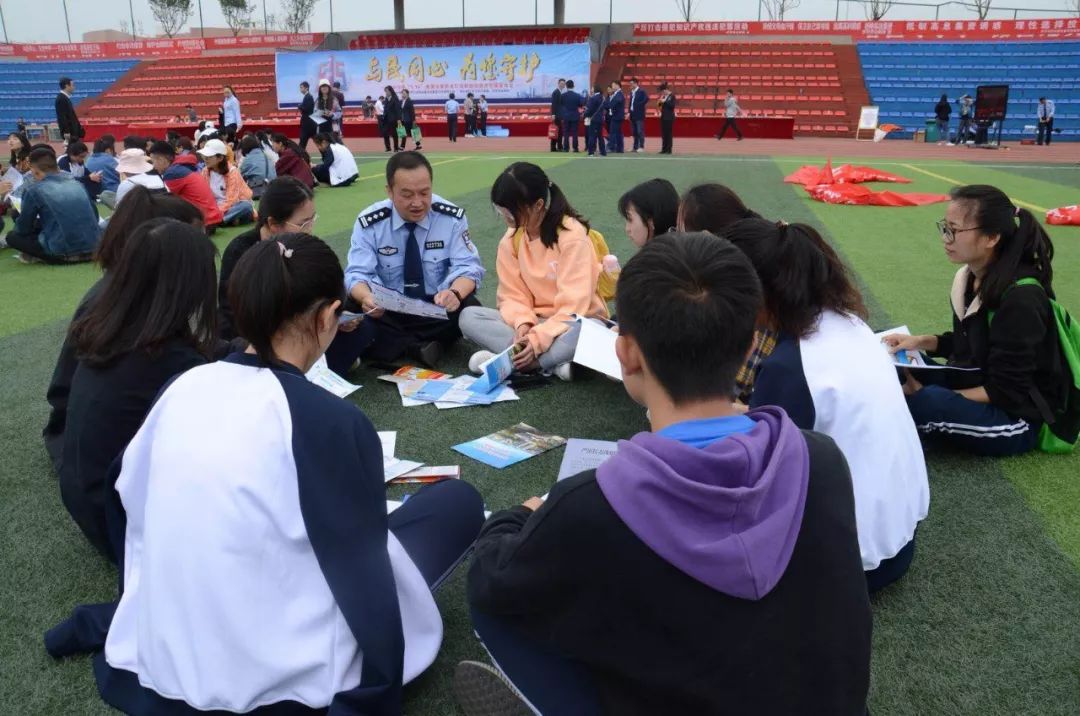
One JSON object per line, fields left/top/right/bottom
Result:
{"left": 327, "top": 151, "right": 485, "bottom": 372}
{"left": 85, "top": 135, "right": 120, "bottom": 208}
{"left": 550, "top": 78, "right": 565, "bottom": 151}
{"left": 7, "top": 148, "right": 100, "bottom": 264}
{"left": 57, "top": 141, "right": 103, "bottom": 200}
{"left": 560, "top": 79, "right": 584, "bottom": 153}
{"left": 459, "top": 232, "right": 871, "bottom": 716}
{"left": 628, "top": 77, "right": 648, "bottom": 152}
{"left": 1037, "top": 96, "right": 1055, "bottom": 146}
{"left": 607, "top": 80, "right": 625, "bottom": 153}
{"left": 149, "top": 140, "right": 223, "bottom": 228}
{"left": 55, "top": 77, "right": 83, "bottom": 145}
{"left": 297, "top": 81, "right": 317, "bottom": 153}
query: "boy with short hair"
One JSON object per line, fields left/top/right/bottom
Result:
{"left": 85, "top": 134, "right": 120, "bottom": 207}
{"left": 149, "top": 140, "right": 223, "bottom": 229}
{"left": 58, "top": 141, "right": 103, "bottom": 200}
{"left": 460, "top": 232, "right": 872, "bottom": 716}
{"left": 7, "top": 148, "right": 100, "bottom": 263}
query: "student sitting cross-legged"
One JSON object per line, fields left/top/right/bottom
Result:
{"left": 721, "top": 218, "right": 929, "bottom": 592}
{"left": 312, "top": 131, "right": 359, "bottom": 187}
{"left": 45, "top": 233, "right": 486, "bottom": 715}
{"left": 459, "top": 232, "right": 871, "bottom": 716}
{"left": 6, "top": 147, "right": 101, "bottom": 264}
{"left": 882, "top": 186, "right": 1068, "bottom": 457}
{"left": 199, "top": 138, "right": 255, "bottom": 226}
{"left": 460, "top": 162, "right": 609, "bottom": 382}
{"left": 57, "top": 218, "right": 216, "bottom": 560}
{"left": 149, "top": 140, "right": 223, "bottom": 230}
{"left": 43, "top": 189, "right": 204, "bottom": 479}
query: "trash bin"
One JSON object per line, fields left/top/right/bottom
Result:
{"left": 925, "top": 119, "right": 939, "bottom": 143}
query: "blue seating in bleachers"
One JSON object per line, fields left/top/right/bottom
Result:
{"left": 857, "top": 41, "right": 1080, "bottom": 141}
{"left": 0, "top": 59, "right": 138, "bottom": 134}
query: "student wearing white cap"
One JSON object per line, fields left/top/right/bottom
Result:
{"left": 115, "top": 149, "right": 167, "bottom": 207}
{"left": 199, "top": 138, "right": 255, "bottom": 226}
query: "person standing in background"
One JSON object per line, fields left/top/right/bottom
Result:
{"left": 607, "top": 80, "right": 626, "bottom": 153}
{"left": 658, "top": 82, "right": 676, "bottom": 154}
{"left": 955, "top": 94, "right": 973, "bottom": 145}
{"left": 401, "top": 88, "right": 420, "bottom": 150}
{"left": 221, "top": 85, "right": 243, "bottom": 140}
{"left": 463, "top": 94, "right": 476, "bottom": 137}
{"left": 55, "top": 77, "right": 83, "bottom": 146}
{"left": 297, "top": 81, "right": 317, "bottom": 154}
{"left": 934, "top": 94, "right": 951, "bottom": 145}
{"left": 478, "top": 95, "right": 489, "bottom": 137}
{"left": 560, "top": 80, "right": 584, "bottom": 153}
{"left": 383, "top": 85, "right": 402, "bottom": 153}
{"left": 585, "top": 85, "right": 608, "bottom": 157}
{"left": 445, "top": 92, "right": 460, "bottom": 143}
{"left": 550, "top": 78, "right": 565, "bottom": 152}
{"left": 716, "top": 89, "right": 743, "bottom": 141}
{"left": 628, "top": 77, "right": 648, "bottom": 153}
{"left": 332, "top": 82, "right": 346, "bottom": 140}
{"left": 185, "top": 104, "right": 197, "bottom": 122}
{"left": 362, "top": 96, "right": 374, "bottom": 118}
{"left": 1037, "top": 97, "right": 1055, "bottom": 146}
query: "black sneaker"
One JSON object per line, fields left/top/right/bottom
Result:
{"left": 408, "top": 340, "right": 443, "bottom": 368}
{"left": 454, "top": 661, "right": 533, "bottom": 716}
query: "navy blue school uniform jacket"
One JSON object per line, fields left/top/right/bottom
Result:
{"left": 45, "top": 353, "right": 441, "bottom": 715}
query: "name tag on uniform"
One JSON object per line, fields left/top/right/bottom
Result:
{"left": 378, "top": 246, "right": 399, "bottom": 256}
{"left": 425, "top": 241, "right": 445, "bottom": 250}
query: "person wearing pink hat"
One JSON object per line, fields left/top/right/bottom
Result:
{"left": 199, "top": 138, "right": 254, "bottom": 226}
{"left": 115, "top": 148, "right": 166, "bottom": 208}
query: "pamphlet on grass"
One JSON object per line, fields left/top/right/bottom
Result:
{"left": 389, "top": 465, "right": 461, "bottom": 484}
{"left": 370, "top": 283, "right": 448, "bottom": 320}
{"left": 378, "top": 431, "right": 424, "bottom": 482}
{"left": 572, "top": 318, "right": 622, "bottom": 381}
{"left": 378, "top": 365, "right": 452, "bottom": 385}
{"left": 470, "top": 346, "right": 515, "bottom": 394}
{"left": 397, "top": 376, "right": 518, "bottom": 408}
{"left": 556, "top": 438, "right": 619, "bottom": 481}
{"left": 875, "top": 326, "right": 980, "bottom": 372}
{"left": 306, "top": 355, "right": 361, "bottom": 398}
{"left": 453, "top": 423, "right": 567, "bottom": 469}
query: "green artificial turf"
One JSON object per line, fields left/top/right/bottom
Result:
{"left": 1, "top": 152, "right": 1078, "bottom": 714}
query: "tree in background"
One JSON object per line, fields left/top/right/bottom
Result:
{"left": 671, "top": 0, "right": 700, "bottom": 21}
{"left": 220, "top": 0, "right": 257, "bottom": 36}
{"left": 280, "top": 0, "right": 318, "bottom": 34}
{"left": 761, "top": 0, "right": 801, "bottom": 21}
{"left": 864, "top": 0, "right": 894, "bottom": 20}
{"left": 149, "top": 0, "right": 193, "bottom": 38}
{"left": 971, "top": 0, "right": 993, "bottom": 20}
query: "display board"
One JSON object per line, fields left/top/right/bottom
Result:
{"left": 275, "top": 43, "right": 590, "bottom": 107}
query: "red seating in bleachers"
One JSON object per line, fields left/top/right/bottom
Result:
{"left": 347, "top": 27, "right": 589, "bottom": 51}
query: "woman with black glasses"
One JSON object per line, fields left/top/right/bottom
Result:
{"left": 882, "top": 184, "right": 1066, "bottom": 456}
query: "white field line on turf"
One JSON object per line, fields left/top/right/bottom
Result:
{"left": 350, "top": 156, "right": 473, "bottom": 181}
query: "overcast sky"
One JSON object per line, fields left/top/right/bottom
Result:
{"left": 2, "top": 0, "right": 1073, "bottom": 44}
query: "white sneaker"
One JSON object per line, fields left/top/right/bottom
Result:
{"left": 553, "top": 363, "right": 574, "bottom": 382}
{"left": 468, "top": 350, "right": 495, "bottom": 375}
{"left": 0, "top": 233, "right": 7, "bottom": 249}
{"left": 634, "top": 148, "right": 644, "bottom": 153}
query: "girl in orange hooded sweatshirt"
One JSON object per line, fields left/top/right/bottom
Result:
{"left": 460, "top": 162, "right": 609, "bottom": 382}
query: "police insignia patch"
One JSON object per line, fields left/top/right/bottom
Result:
{"left": 431, "top": 202, "right": 465, "bottom": 219}
{"left": 462, "top": 230, "right": 476, "bottom": 254}
{"left": 358, "top": 207, "right": 392, "bottom": 228}
{"left": 378, "top": 246, "right": 399, "bottom": 256}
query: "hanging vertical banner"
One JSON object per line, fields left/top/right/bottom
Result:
{"left": 274, "top": 43, "right": 591, "bottom": 107}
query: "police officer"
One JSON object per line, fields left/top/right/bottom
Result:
{"left": 326, "top": 151, "right": 484, "bottom": 374}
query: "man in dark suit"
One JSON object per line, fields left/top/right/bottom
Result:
{"left": 297, "top": 81, "right": 317, "bottom": 153}
{"left": 560, "top": 80, "right": 584, "bottom": 153}
{"left": 55, "top": 77, "right": 83, "bottom": 146}
{"left": 658, "top": 82, "right": 677, "bottom": 154}
{"left": 550, "top": 78, "right": 565, "bottom": 152}
{"left": 585, "top": 85, "right": 608, "bottom": 157}
{"left": 607, "top": 80, "right": 626, "bottom": 153}
{"left": 628, "top": 77, "right": 649, "bottom": 153}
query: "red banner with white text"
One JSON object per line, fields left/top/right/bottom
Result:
{"left": 0, "top": 33, "right": 323, "bottom": 61}
{"left": 634, "top": 18, "right": 1080, "bottom": 41}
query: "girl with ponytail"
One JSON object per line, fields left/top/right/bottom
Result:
{"left": 722, "top": 218, "right": 929, "bottom": 593}
{"left": 883, "top": 184, "right": 1068, "bottom": 457}
{"left": 50, "top": 231, "right": 484, "bottom": 714}
{"left": 269, "top": 132, "right": 315, "bottom": 189}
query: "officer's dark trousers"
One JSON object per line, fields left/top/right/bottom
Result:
{"left": 561, "top": 119, "right": 579, "bottom": 152}
{"left": 324, "top": 294, "right": 481, "bottom": 375}
{"left": 1037, "top": 118, "right": 1054, "bottom": 145}
{"left": 586, "top": 121, "right": 606, "bottom": 156}
{"left": 447, "top": 115, "right": 458, "bottom": 142}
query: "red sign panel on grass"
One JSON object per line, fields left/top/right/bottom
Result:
{"left": 0, "top": 33, "right": 323, "bottom": 61}
{"left": 633, "top": 18, "right": 1080, "bottom": 41}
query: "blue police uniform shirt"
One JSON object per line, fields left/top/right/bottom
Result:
{"left": 345, "top": 194, "right": 484, "bottom": 299}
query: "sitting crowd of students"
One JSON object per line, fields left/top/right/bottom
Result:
{"left": 37, "top": 148, "right": 1071, "bottom": 715}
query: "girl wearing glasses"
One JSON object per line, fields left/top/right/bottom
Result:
{"left": 882, "top": 185, "right": 1065, "bottom": 456}
{"left": 217, "top": 176, "right": 318, "bottom": 340}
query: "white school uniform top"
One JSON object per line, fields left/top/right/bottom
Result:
{"left": 751, "top": 310, "right": 930, "bottom": 569}
{"left": 327, "top": 142, "right": 359, "bottom": 186}
{"left": 102, "top": 354, "right": 440, "bottom": 712}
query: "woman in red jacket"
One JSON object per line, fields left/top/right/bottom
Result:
{"left": 270, "top": 133, "right": 315, "bottom": 190}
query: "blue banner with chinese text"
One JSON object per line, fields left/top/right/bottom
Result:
{"left": 275, "top": 43, "right": 590, "bottom": 107}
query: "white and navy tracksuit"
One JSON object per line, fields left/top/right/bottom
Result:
{"left": 907, "top": 267, "right": 1067, "bottom": 457}
{"left": 45, "top": 353, "right": 484, "bottom": 714}
{"left": 750, "top": 310, "right": 930, "bottom": 590}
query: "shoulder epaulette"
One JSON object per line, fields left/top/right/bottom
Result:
{"left": 431, "top": 202, "right": 465, "bottom": 220}
{"left": 357, "top": 207, "right": 392, "bottom": 228}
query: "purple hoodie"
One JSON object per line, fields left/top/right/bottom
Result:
{"left": 596, "top": 406, "right": 809, "bottom": 601}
